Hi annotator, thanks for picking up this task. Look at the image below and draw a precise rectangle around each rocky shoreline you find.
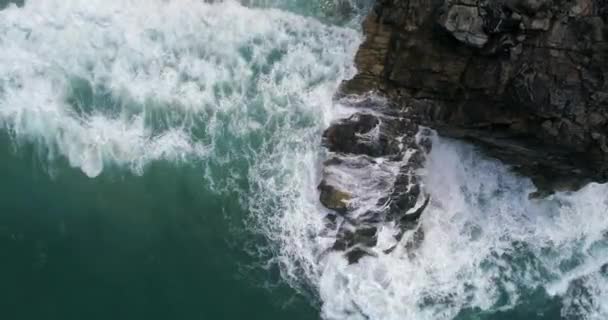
[320,0,608,262]
[344,0,608,192]
[318,97,432,263]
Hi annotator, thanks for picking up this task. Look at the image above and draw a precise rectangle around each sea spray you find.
[2,1,608,320]
[276,133,608,320]
[0,0,360,179]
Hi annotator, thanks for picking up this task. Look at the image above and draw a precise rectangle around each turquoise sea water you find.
[0,132,317,319]
[1,1,608,320]
[0,1,360,319]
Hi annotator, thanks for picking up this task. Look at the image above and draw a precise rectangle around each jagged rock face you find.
[342,0,608,193]
[318,99,432,263]
[438,3,489,48]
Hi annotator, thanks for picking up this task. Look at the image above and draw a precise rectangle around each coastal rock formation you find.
[341,0,608,193]
[319,0,607,261]
[318,99,432,263]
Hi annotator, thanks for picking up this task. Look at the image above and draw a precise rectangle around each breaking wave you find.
[258,130,608,320]
[0,0,360,178]
[1,1,607,320]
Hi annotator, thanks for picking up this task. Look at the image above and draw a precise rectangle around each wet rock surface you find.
[341,0,608,193]
[318,98,432,263]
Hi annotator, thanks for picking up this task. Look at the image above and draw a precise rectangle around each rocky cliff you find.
[319,0,607,262]
[341,0,608,194]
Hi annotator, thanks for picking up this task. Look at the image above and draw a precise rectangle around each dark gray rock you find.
[318,181,351,214]
[341,0,608,193]
[438,4,489,48]
[318,103,432,263]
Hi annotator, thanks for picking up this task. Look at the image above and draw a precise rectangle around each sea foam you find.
[3,1,608,320]
[0,0,359,178]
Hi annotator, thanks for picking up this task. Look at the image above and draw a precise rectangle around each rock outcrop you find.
[341,0,608,193]
[318,98,432,263]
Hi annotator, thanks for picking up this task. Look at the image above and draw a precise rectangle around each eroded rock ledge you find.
[341,0,608,193]
[318,98,432,263]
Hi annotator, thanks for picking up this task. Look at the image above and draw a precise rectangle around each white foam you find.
[0,0,360,177]
[265,129,608,319]
[5,1,607,319]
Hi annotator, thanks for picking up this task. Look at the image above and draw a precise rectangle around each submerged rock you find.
[318,181,352,213]
[322,112,411,158]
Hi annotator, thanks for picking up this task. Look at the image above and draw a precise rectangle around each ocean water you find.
[0,1,607,320]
